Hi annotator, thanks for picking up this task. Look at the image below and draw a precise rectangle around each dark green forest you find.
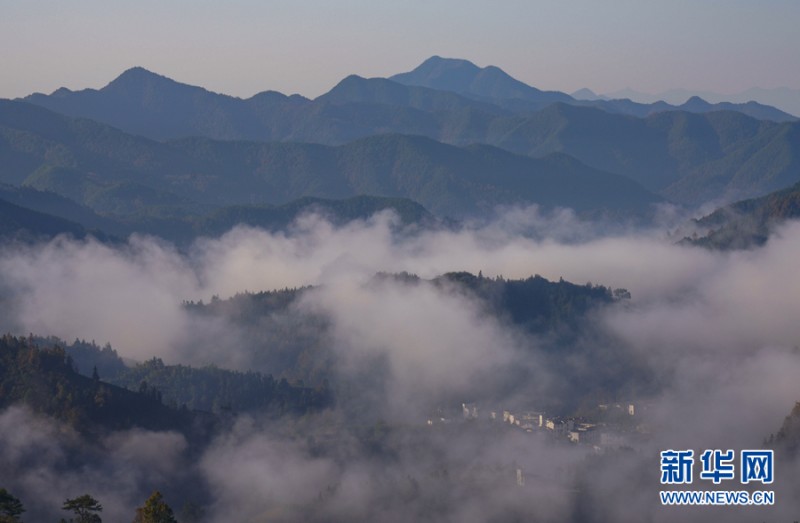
[13,271,636,424]
[685,179,800,249]
[0,335,328,433]
[0,335,195,434]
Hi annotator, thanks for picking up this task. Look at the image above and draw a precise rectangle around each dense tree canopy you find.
[132,492,176,523]
[0,489,24,523]
[61,494,102,523]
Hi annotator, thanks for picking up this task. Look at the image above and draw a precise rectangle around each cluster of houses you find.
[426,401,644,451]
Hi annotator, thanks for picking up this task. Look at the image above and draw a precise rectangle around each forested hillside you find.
[0,100,661,218]
[685,179,800,249]
[0,335,194,434]
[15,62,800,207]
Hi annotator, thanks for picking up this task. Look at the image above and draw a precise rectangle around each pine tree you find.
[62,494,102,523]
[133,491,177,523]
[0,488,25,523]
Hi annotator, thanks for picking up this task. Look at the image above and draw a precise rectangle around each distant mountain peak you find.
[571,88,604,101]
[247,89,297,104]
[397,56,488,84]
[417,55,481,69]
[422,55,474,65]
[319,74,375,101]
[339,74,368,83]
[104,66,176,91]
[390,56,572,104]
[682,95,711,107]
[323,74,371,92]
[121,65,152,75]
[51,87,74,97]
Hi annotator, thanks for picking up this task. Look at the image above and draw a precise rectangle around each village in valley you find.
[429,401,648,448]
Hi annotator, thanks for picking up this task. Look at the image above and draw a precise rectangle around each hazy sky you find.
[1,0,798,99]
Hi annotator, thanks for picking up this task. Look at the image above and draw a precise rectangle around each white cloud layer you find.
[1,208,799,520]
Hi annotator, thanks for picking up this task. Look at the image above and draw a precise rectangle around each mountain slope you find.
[491,104,800,203]
[771,401,800,457]
[0,100,662,217]
[126,195,437,244]
[25,67,270,141]
[15,68,800,207]
[22,62,795,148]
[604,86,800,119]
[390,55,573,105]
[0,182,435,245]
[0,196,90,241]
[673,96,792,122]
[0,335,195,433]
[169,133,664,216]
[317,74,507,114]
[685,179,800,249]
[0,183,126,234]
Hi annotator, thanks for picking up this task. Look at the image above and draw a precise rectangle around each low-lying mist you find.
[1,206,799,521]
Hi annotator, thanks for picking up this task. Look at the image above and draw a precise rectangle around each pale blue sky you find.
[1,0,798,99]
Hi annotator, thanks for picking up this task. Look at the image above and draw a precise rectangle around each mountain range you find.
[1,56,799,244]
[0,181,435,245]
[11,58,798,207]
[596,86,800,118]
[23,57,795,147]
[0,99,660,225]
[391,57,795,122]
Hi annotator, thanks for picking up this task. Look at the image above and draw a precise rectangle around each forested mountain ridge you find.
[3,335,332,427]
[771,401,800,457]
[0,100,661,218]
[2,270,632,432]
[389,56,796,122]
[0,335,196,434]
[12,65,800,207]
[25,66,278,141]
[0,196,91,242]
[24,58,794,149]
[178,272,643,413]
[380,270,626,334]
[0,183,127,235]
[0,181,435,244]
[493,103,800,204]
[683,179,800,249]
